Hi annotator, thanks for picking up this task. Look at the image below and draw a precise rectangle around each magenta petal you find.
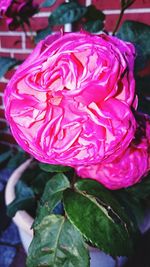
[4,32,138,174]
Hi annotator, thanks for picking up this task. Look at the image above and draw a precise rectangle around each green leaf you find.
[136,76,150,115]
[117,20,150,54]
[83,5,105,33]
[117,21,150,71]
[7,180,36,217]
[0,57,18,78]
[35,27,52,44]
[114,190,144,227]
[34,173,70,226]
[48,2,87,26]
[63,181,139,256]
[42,0,56,7]
[84,5,105,21]
[125,174,150,200]
[75,179,137,222]
[121,0,135,9]
[19,161,41,185]
[0,151,12,164]
[31,171,51,195]
[77,179,142,226]
[39,163,71,173]
[83,20,104,33]
[6,151,28,169]
[27,215,90,267]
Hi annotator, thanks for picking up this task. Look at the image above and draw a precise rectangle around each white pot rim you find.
[5,158,34,238]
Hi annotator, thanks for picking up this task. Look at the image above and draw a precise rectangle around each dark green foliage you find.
[0,57,19,78]
[34,173,70,226]
[35,27,52,43]
[84,5,105,21]
[7,180,36,218]
[39,163,71,173]
[63,179,140,257]
[117,20,150,72]
[48,2,87,25]
[27,215,90,267]
[0,151,12,164]
[83,20,104,33]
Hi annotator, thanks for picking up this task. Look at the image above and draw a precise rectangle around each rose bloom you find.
[0,0,38,30]
[5,32,137,166]
[76,113,150,190]
[0,0,12,15]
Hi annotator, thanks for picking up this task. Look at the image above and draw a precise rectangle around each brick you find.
[0,82,7,93]
[105,13,150,32]
[0,19,9,31]
[92,0,150,10]
[0,52,11,58]
[30,17,48,31]
[13,53,30,61]
[25,36,36,49]
[1,36,22,49]
[4,68,16,80]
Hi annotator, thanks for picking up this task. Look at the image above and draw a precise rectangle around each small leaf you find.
[27,215,90,267]
[42,0,56,7]
[35,26,52,43]
[63,183,139,256]
[7,180,36,217]
[34,173,70,226]
[31,171,51,195]
[39,163,71,173]
[84,5,105,21]
[121,0,126,8]
[117,20,150,72]
[83,20,104,33]
[0,57,19,78]
[48,2,87,25]
[0,151,12,164]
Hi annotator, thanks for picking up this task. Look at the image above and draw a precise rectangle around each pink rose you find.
[75,113,150,190]
[0,0,38,30]
[4,32,137,166]
[0,0,12,15]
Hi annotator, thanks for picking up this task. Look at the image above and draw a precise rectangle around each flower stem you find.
[112,9,124,36]
[112,0,135,35]
[71,171,78,189]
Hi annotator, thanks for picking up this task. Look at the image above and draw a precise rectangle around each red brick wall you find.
[0,0,150,148]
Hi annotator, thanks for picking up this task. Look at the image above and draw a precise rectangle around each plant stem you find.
[112,9,124,36]
[71,171,78,189]
[112,0,135,35]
